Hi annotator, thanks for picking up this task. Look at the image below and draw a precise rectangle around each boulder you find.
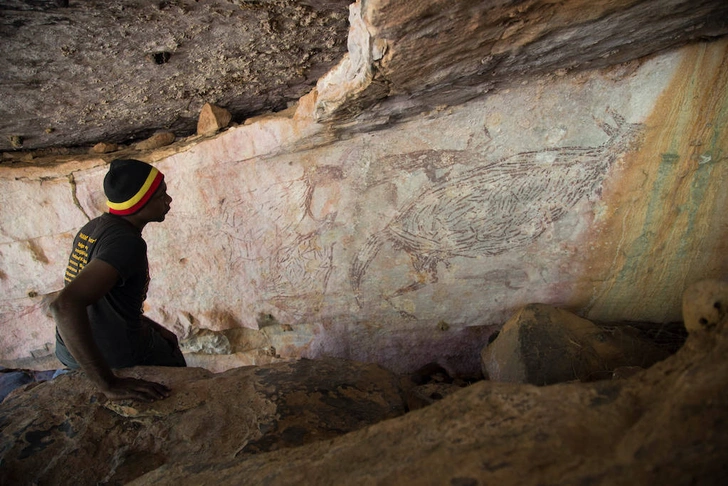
[129,294,728,486]
[134,131,176,150]
[0,357,406,485]
[90,142,119,154]
[481,304,671,385]
[197,103,232,136]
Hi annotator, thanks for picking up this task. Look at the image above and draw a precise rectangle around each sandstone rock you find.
[406,382,464,411]
[8,135,22,148]
[682,279,728,334]
[134,131,175,150]
[405,361,449,383]
[0,0,350,151]
[1,40,726,375]
[403,362,467,411]
[0,357,406,485]
[612,365,644,380]
[90,141,119,153]
[316,0,728,126]
[197,103,232,136]
[481,304,671,385]
[129,297,728,485]
[179,328,232,355]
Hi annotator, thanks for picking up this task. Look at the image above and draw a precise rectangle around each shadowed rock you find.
[0,357,406,485]
[129,293,728,485]
[481,304,673,385]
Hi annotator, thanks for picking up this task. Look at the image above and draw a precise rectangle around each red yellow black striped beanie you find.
[104,159,164,215]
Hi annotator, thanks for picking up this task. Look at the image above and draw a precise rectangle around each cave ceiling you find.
[1,0,727,157]
[0,0,352,153]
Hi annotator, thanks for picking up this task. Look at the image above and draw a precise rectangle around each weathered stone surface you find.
[1,38,726,375]
[90,142,119,154]
[134,131,176,150]
[315,0,728,126]
[611,365,644,380]
[7,135,22,149]
[481,304,671,385]
[0,0,351,151]
[126,297,728,485]
[3,1,727,151]
[682,279,728,334]
[402,361,471,411]
[406,382,464,411]
[0,357,406,485]
[197,103,232,136]
[179,328,232,355]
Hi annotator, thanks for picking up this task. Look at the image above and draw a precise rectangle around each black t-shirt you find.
[55,213,153,369]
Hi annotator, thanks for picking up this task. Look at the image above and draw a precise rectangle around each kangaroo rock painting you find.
[349,109,645,304]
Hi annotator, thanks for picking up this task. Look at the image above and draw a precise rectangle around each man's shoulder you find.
[81,214,145,253]
[84,213,141,238]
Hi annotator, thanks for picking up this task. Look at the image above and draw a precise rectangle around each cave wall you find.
[1,4,726,375]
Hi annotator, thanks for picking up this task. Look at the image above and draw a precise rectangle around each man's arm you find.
[50,258,170,402]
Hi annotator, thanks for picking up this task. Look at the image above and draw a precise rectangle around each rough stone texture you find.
[402,361,473,411]
[682,279,728,333]
[2,0,727,152]
[1,1,727,375]
[315,0,728,128]
[611,365,644,380]
[120,295,728,485]
[405,382,465,412]
[196,103,233,136]
[0,357,406,485]
[134,131,176,150]
[0,0,351,151]
[90,142,119,154]
[481,304,671,384]
[1,37,726,375]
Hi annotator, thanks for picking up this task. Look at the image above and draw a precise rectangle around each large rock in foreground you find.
[481,304,673,384]
[0,358,406,485]
[129,313,728,485]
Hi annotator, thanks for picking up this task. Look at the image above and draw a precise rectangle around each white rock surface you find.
[1,40,726,374]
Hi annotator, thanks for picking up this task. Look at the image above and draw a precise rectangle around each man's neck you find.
[123,214,147,231]
[108,213,145,232]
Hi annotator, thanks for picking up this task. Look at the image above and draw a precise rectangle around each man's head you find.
[104,159,171,223]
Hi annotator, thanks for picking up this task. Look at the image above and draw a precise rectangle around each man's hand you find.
[51,255,178,403]
[100,376,171,402]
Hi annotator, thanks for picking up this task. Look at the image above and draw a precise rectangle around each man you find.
[51,159,186,402]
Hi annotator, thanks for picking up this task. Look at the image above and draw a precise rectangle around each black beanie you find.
[104,159,164,215]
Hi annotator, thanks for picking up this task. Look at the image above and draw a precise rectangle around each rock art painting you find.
[216,165,343,322]
[350,109,645,304]
[358,129,491,190]
[362,147,465,189]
